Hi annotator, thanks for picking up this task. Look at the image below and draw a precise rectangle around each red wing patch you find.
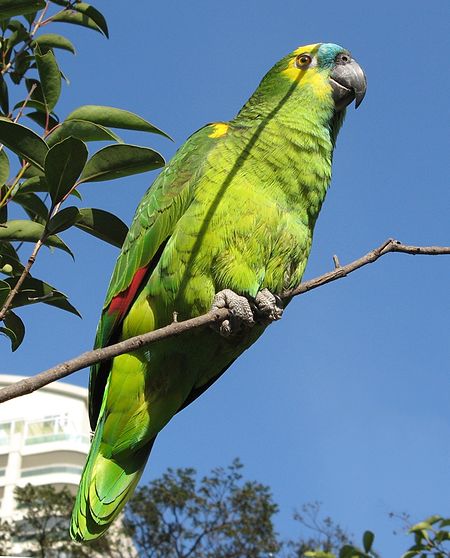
[107,266,149,319]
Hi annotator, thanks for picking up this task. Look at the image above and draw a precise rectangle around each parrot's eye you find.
[295,53,312,69]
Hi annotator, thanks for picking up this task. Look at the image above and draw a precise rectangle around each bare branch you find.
[0,239,448,404]
[283,239,450,298]
[0,239,44,321]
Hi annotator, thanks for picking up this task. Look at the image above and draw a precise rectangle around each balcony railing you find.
[21,465,83,478]
[24,433,89,446]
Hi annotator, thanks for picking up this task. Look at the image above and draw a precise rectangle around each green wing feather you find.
[88,125,220,429]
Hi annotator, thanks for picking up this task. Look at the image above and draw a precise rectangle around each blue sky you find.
[2,0,450,554]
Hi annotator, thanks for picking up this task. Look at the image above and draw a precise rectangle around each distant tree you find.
[0,517,13,555]
[13,484,126,558]
[286,501,353,557]
[123,459,280,558]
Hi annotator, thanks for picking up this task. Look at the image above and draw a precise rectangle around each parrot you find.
[70,42,366,541]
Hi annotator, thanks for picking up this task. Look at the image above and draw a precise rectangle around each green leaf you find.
[75,207,128,248]
[46,205,79,234]
[0,75,9,114]
[0,243,24,275]
[0,18,10,33]
[0,0,45,18]
[9,51,33,84]
[362,531,374,554]
[44,136,88,206]
[0,149,9,185]
[0,220,72,255]
[34,45,61,112]
[25,111,59,130]
[339,545,368,558]
[0,199,6,223]
[33,33,76,54]
[0,279,10,306]
[410,522,432,534]
[5,19,29,50]
[0,193,6,222]
[0,117,48,170]
[25,78,44,102]
[50,9,104,35]
[66,105,171,139]
[72,3,108,38]
[14,99,48,113]
[78,144,164,183]
[12,192,48,221]
[22,163,45,179]
[5,275,80,316]
[46,119,122,146]
[19,175,48,194]
[2,311,25,350]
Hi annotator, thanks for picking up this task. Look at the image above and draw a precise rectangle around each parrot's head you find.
[238,42,366,122]
[283,42,366,110]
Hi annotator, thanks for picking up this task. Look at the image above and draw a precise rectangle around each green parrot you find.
[70,42,366,541]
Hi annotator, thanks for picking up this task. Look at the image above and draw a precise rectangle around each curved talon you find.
[211,289,254,337]
[254,288,284,323]
[210,288,283,337]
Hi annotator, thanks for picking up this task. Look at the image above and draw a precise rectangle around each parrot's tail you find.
[70,432,155,542]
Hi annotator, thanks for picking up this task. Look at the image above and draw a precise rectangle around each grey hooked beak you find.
[330,58,367,110]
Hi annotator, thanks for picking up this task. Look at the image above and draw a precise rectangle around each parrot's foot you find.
[211,289,255,337]
[211,288,283,337]
[254,288,284,324]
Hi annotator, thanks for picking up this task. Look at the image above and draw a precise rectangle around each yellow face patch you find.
[282,43,331,100]
[208,122,229,138]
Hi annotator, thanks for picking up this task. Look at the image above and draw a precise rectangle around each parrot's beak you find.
[329,58,367,110]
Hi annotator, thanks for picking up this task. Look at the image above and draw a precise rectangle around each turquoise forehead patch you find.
[318,43,347,67]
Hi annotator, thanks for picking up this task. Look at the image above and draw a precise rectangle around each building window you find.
[0,422,11,445]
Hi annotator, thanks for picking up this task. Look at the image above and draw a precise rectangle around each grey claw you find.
[211,289,254,337]
[254,288,284,323]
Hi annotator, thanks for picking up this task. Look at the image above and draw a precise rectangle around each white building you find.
[0,374,90,520]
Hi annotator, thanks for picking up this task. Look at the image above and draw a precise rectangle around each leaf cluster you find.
[0,0,170,349]
[7,483,126,557]
[400,516,450,558]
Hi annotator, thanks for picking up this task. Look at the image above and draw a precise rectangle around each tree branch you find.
[283,238,450,298]
[0,238,44,321]
[0,239,448,404]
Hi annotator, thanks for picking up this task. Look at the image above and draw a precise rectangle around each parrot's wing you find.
[89,124,221,429]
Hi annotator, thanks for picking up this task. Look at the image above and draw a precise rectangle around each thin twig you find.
[0,239,448,404]
[0,196,66,319]
[0,239,44,321]
[13,83,37,123]
[283,239,450,298]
